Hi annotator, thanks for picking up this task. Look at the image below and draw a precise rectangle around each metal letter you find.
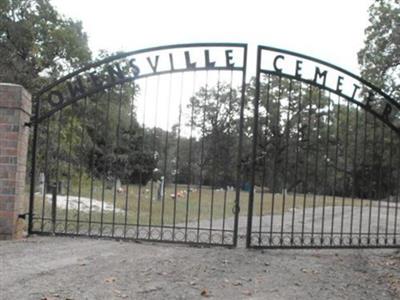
[107,63,125,82]
[273,55,284,73]
[129,58,141,77]
[67,75,86,98]
[382,103,392,121]
[295,60,303,78]
[313,67,327,86]
[147,55,160,73]
[48,90,64,107]
[351,83,361,99]
[225,49,235,68]
[204,50,216,68]
[184,51,196,69]
[336,76,344,93]
[169,53,175,71]
[365,90,375,108]
[89,71,104,88]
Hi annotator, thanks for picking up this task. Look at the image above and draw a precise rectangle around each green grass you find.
[32,177,239,229]
[253,192,370,216]
[31,173,373,234]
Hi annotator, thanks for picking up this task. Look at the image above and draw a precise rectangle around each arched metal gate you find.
[28,43,400,248]
[28,43,247,247]
[247,46,400,248]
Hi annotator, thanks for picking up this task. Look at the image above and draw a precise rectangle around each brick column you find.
[0,83,31,240]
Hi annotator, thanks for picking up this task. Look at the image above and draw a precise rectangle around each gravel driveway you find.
[1,235,400,300]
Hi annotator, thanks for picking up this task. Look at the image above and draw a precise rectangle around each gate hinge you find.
[18,213,30,220]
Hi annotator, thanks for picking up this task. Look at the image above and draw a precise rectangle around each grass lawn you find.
[31,174,372,234]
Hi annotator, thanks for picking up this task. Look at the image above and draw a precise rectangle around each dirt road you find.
[1,236,399,299]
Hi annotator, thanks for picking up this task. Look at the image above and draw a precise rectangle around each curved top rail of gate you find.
[32,42,247,123]
[256,45,400,134]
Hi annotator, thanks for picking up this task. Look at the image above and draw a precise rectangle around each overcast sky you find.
[52,0,371,75]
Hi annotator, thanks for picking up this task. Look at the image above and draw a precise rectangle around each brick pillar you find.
[0,83,31,240]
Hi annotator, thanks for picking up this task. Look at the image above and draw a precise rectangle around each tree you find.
[358,0,400,99]
[0,0,91,93]
[188,82,243,187]
[357,0,400,199]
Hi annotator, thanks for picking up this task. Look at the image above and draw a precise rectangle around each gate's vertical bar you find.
[40,119,50,232]
[196,71,209,243]
[259,74,271,244]
[161,74,173,241]
[246,46,260,248]
[258,74,271,244]
[173,73,184,241]
[394,143,400,244]
[222,70,234,245]
[112,85,124,237]
[53,110,63,232]
[209,71,222,244]
[124,83,136,238]
[359,111,369,244]
[339,99,350,245]
[76,97,88,234]
[64,105,76,233]
[100,90,112,236]
[301,85,313,245]
[311,89,322,245]
[280,79,293,245]
[259,159,267,244]
[270,77,282,245]
[367,117,377,244]
[376,123,385,244]
[349,105,359,244]
[88,98,99,235]
[385,129,393,244]
[321,92,332,244]
[137,78,148,239]
[330,94,340,245]
[149,77,160,239]
[233,45,247,247]
[291,83,303,244]
[51,184,57,234]
[28,98,41,234]
[184,72,196,242]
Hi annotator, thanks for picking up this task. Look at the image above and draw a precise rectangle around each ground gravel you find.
[1,236,400,299]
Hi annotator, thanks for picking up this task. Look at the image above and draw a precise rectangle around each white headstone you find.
[158,176,164,201]
[39,172,45,195]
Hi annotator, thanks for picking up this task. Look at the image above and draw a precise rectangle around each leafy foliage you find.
[0,0,91,92]
[358,0,400,99]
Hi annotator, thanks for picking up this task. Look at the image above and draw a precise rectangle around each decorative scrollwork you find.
[222,233,233,245]
[114,226,125,238]
[161,229,172,240]
[174,230,185,242]
[42,220,52,232]
[199,232,210,244]
[66,222,77,234]
[150,228,161,240]
[89,224,101,236]
[125,228,136,239]
[186,230,197,243]
[101,225,112,236]
[211,233,222,244]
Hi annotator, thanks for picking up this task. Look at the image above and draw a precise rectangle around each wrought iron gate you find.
[246,45,400,248]
[28,43,247,247]
[28,43,400,248]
